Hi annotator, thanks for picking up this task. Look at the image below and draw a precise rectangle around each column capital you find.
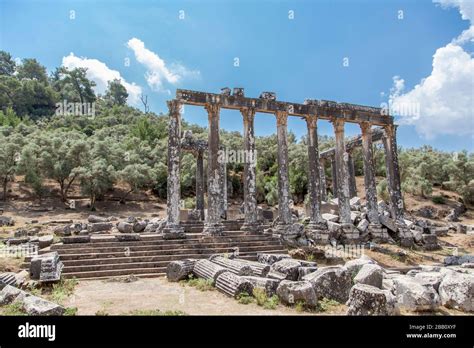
[275,110,288,126]
[167,100,182,115]
[331,118,345,133]
[205,102,221,116]
[383,123,397,138]
[240,107,256,123]
[305,115,318,130]
[359,121,372,134]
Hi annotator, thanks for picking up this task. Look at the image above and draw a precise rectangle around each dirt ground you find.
[62,277,346,316]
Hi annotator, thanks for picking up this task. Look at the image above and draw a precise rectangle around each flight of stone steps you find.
[24,220,288,280]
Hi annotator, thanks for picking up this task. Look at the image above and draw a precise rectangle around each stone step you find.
[60,251,286,279]
[45,239,281,256]
[58,246,287,266]
[50,234,274,250]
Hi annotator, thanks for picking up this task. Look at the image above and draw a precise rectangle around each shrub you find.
[431,195,446,204]
[236,292,254,305]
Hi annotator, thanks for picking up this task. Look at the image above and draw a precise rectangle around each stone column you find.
[305,116,327,242]
[319,158,327,202]
[382,124,404,222]
[240,108,260,232]
[360,122,387,241]
[165,100,185,239]
[219,151,227,219]
[196,150,205,221]
[331,156,338,198]
[332,118,357,241]
[203,102,224,235]
[274,110,292,233]
[347,151,357,198]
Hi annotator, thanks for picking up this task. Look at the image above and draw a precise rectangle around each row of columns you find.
[165,99,404,242]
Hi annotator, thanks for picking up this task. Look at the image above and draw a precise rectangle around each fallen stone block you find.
[237,259,270,277]
[276,280,318,307]
[22,295,65,316]
[115,234,141,242]
[379,215,397,233]
[413,272,445,292]
[209,256,253,276]
[241,276,280,296]
[392,276,440,311]
[302,266,352,303]
[0,216,15,227]
[256,253,290,265]
[344,256,375,278]
[88,215,108,223]
[0,272,18,290]
[322,213,339,222]
[117,222,134,233]
[357,219,370,233]
[193,259,228,282]
[166,259,197,282]
[38,235,54,249]
[133,221,147,233]
[444,254,474,266]
[422,234,440,250]
[215,272,253,298]
[0,285,26,305]
[267,259,301,281]
[298,267,318,280]
[354,264,384,289]
[346,283,398,315]
[438,271,474,312]
[87,222,113,233]
[30,252,63,282]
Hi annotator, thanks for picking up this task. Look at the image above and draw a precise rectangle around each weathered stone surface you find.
[237,259,270,277]
[0,272,18,290]
[302,266,352,303]
[193,259,228,282]
[22,295,65,316]
[0,216,14,227]
[357,219,370,233]
[257,253,290,265]
[276,280,318,307]
[298,267,318,280]
[133,221,147,233]
[215,272,253,298]
[209,256,253,276]
[413,272,444,291]
[322,213,339,222]
[115,234,141,242]
[346,284,398,315]
[166,259,197,282]
[241,276,280,296]
[422,234,440,250]
[62,235,90,244]
[392,276,440,311]
[267,259,301,281]
[344,257,375,278]
[88,215,108,223]
[438,271,474,312]
[30,252,63,283]
[354,264,384,289]
[38,235,54,249]
[0,285,25,305]
[117,222,133,233]
[444,254,474,266]
[379,215,397,233]
[87,222,113,233]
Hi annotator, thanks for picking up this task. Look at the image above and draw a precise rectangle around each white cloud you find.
[61,53,142,105]
[126,37,200,93]
[389,0,474,138]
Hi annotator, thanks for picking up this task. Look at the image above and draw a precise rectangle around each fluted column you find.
[331,156,338,198]
[196,150,205,221]
[203,102,224,235]
[165,100,185,239]
[305,116,324,221]
[382,124,404,222]
[360,122,379,224]
[347,151,357,198]
[319,158,327,202]
[332,119,352,224]
[275,110,292,232]
[219,150,227,219]
[240,108,260,232]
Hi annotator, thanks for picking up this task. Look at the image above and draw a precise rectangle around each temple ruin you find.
[165,88,406,245]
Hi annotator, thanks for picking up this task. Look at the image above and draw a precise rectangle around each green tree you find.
[0,134,23,201]
[118,163,154,203]
[104,79,128,106]
[0,51,16,76]
[17,58,48,83]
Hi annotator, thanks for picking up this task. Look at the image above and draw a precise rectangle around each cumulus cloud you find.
[389,0,474,138]
[126,38,200,93]
[62,53,142,105]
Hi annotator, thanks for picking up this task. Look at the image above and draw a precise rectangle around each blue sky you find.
[1,0,472,151]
